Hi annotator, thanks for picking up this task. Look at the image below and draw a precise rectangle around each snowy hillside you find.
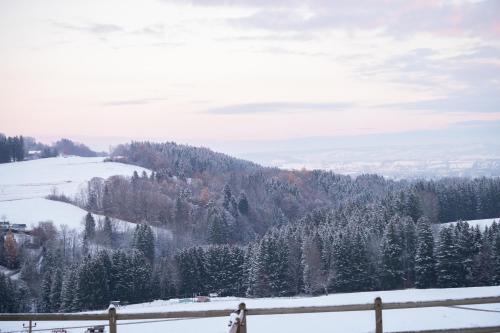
[441,217,499,230]
[0,156,150,230]
[0,156,149,201]
[2,286,500,333]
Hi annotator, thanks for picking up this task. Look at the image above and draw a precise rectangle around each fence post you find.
[375,297,383,333]
[109,306,117,333]
[238,302,247,333]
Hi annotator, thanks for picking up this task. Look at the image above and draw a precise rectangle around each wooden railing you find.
[1,296,500,333]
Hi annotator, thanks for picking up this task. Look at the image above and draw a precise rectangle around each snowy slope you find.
[0,156,150,230]
[0,197,138,231]
[0,156,149,201]
[2,286,500,333]
[441,217,499,230]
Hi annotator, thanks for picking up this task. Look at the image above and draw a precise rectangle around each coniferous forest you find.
[1,141,500,312]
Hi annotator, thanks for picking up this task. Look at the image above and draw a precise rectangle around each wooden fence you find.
[1,295,500,333]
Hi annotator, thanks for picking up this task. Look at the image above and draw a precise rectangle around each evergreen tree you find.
[84,212,96,240]
[454,221,474,286]
[133,224,155,262]
[40,271,53,312]
[472,236,494,286]
[381,219,404,289]
[103,216,114,247]
[207,206,230,244]
[436,226,461,288]
[237,191,249,215]
[414,217,436,288]
[0,273,16,312]
[50,268,63,312]
[400,217,417,287]
[253,231,291,296]
[493,233,500,284]
[60,268,77,312]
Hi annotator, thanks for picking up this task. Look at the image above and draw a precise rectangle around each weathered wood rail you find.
[1,295,500,333]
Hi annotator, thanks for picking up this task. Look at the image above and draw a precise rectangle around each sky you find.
[0,0,499,152]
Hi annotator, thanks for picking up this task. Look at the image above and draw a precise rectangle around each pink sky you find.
[1,0,499,147]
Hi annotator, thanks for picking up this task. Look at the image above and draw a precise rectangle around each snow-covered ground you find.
[0,156,149,230]
[0,197,139,232]
[441,217,499,230]
[2,286,500,333]
[0,156,149,201]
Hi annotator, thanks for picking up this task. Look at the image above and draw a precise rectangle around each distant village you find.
[0,219,27,232]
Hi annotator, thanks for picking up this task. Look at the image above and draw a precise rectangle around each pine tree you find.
[381,219,404,289]
[493,233,500,284]
[133,224,155,262]
[414,217,436,288]
[103,216,114,247]
[454,221,474,286]
[0,273,16,312]
[50,268,63,312]
[436,226,461,288]
[60,268,77,312]
[255,231,291,296]
[237,192,249,215]
[472,236,494,286]
[400,217,417,287]
[40,271,53,312]
[207,207,230,244]
[84,212,96,240]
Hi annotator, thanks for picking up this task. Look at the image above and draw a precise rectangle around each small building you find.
[196,296,210,303]
[11,223,27,231]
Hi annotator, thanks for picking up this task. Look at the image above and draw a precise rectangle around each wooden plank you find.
[381,296,500,310]
[246,303,375,316]
[375,297,383,333]
[1,295,499,323]
[117,309,232,320]
[388,325,500,333]
[0,313,108,321]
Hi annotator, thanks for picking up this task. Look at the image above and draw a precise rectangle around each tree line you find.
[3,213,500,312]
[0,134,24,163]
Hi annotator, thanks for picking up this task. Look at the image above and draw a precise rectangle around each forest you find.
[1,141,500,312]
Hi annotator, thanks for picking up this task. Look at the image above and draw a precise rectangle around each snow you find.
[441,217,499,230]
[0,156,150,201]
[0,197,141,232]
[2,286,500,333]
[0,156,150,231]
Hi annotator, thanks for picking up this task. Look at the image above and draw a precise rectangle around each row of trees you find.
[3,212,500,312]
[39,250,153,312]
[0,134,24,163]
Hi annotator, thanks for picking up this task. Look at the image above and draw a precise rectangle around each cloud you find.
[210,0,500,39]
[205,102,353,114]
[100,98,167,107]
[51,21,124,35]
[380,88,500,113]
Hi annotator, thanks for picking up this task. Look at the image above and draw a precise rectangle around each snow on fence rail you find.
[1,296,500,333]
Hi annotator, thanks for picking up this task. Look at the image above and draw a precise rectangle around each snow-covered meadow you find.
[2,286,500,333]
[0,156,149,230]
[441,217,499,231]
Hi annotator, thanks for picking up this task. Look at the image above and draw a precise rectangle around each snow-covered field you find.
[2,286,500,333]
[441,217,499,230]
[0,156,149,230]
